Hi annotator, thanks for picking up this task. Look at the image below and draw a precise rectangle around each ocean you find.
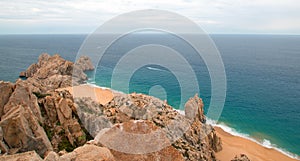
[0,34,299,159]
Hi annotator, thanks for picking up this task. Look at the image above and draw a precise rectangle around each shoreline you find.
[61,84,299,161]
[214,127,299,161]
[207,120,300,161]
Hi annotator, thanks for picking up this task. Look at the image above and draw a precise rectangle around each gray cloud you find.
[0,0,299,34]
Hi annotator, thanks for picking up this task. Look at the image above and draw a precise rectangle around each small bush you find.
[33,92,51,98]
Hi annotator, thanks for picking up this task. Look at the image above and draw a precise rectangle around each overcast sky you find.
[0,0,299,34]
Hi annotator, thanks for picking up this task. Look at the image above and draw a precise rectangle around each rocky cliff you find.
[0,53,92,157]
[0,53,225,161]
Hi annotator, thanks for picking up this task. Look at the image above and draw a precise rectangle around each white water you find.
[205,118,300,160]
[146,66,165,72]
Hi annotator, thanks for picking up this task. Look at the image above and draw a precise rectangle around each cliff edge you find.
[0,53,226,161]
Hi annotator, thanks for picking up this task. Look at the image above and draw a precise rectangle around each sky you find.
[0,0,299,34]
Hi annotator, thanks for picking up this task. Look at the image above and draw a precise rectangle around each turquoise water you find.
[0,34,299,158]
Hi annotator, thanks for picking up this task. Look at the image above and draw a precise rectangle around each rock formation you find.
[75,92,222,161]
[19,53,94,90]
[0,79,52,156]
[231,154,251,161]
[75,56,95,71]
[0,54,94,157]
[0,53,223,161]
[38,90,88,152]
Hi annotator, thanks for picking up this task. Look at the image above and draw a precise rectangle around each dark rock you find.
[231,154,251,161]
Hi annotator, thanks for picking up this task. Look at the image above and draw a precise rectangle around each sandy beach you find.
[57,84,115,105]
[58,84,299,161]
[215,127,299,161]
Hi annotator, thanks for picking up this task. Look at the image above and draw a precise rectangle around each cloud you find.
[0,0,299,34]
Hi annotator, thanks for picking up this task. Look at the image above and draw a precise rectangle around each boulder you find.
[0,151,42,161]
[95,120,184,161]
[43,151,60,161]
[59,144,115,161]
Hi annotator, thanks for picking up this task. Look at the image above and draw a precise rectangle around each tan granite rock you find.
[75,56,95,71]
[0,151,43,161]
[0,80,52,156]
[44,151,60,161]
[39,90,87,152]
[80,93,221,161]
[59,144,115,161]
[0,104,53,156]
[96,120,184,161]
[0,81,14,118]
[19,53,94,90]
[184,93,205,123]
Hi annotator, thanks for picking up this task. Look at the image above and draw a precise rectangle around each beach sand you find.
[58,85,299,161]
[215,127,299,161]
[57,84,114,105]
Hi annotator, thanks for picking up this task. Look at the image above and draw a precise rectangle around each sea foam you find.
[206,118,300,160]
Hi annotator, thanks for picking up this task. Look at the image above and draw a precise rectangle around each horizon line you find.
[1,33,300,36]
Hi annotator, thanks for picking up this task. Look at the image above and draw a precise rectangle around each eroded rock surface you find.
[75,92,222,161]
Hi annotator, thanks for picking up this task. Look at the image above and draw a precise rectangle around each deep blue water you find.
[0,34,299,158]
